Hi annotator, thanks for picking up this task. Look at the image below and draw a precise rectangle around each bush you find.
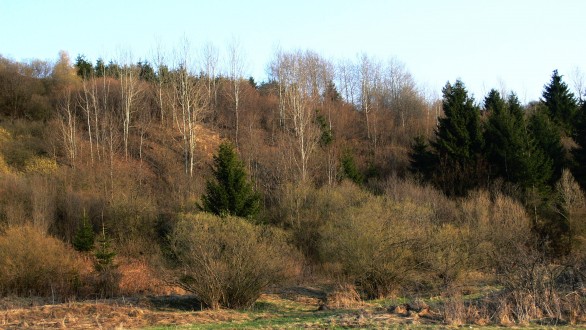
[0,225,80,298]
[319,192,425,298]
[169,213,298,309]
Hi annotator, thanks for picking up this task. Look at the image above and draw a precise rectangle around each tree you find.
[408,135,435,182]
[73,212,95,252]
[269,49,329,182]
[571,101,586,189]
[227,38,246,146]
[431,80,483,195]
[542,70,578,134]
[483,91,552,190]
[340,150,363,185]
[170,38,207,177]
[528,107,565,184]
[200,142,260,218]
[75,54,94,79]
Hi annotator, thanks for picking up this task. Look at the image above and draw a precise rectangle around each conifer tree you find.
[572,102,586,189]
[200,142,261,218]
[73,212,95,252]
[431,80,483,195]
[528,107,566,184]
[483,91,552,190]
[340,151,364,185]
[408,135,435,182]
[542,70,578,133]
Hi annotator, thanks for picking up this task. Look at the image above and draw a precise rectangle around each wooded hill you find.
[0,48,585,325]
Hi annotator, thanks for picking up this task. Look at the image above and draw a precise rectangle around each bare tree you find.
[226,38,247,146]
[152,41,168,125]
[117,51,142,160]
[57,88,77,166]
[200,41,220,124]
[571,67,585,103]
[270,50,331,182]
[337,58,358,105]
[170,39,207,177]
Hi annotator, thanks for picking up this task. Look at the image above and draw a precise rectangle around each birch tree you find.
[226,38,246,146]
[117,52,142,160]
[170,40,207,177]
[270,50,331,182]
[200,42,220,123]
[57,88,77,166]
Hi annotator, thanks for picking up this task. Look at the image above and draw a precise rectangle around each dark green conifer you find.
[542,70,578,133]
[571,102,586,189]
[200,142,261,218]
[431,80,483,195]
[528,107,566,184]
[483,91,552,191]
[73,212,95,252]
[340,151,364,185]
[408,135,435,182]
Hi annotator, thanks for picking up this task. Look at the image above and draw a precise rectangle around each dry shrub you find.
[275,181,372,261]
[319,191,423,299]
[326,283,362,308]
[0,225,80,299]
[169,213,299,309]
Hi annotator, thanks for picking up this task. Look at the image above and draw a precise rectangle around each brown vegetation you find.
[0,49,584,328]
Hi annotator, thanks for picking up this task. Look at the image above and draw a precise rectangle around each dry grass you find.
[0,299,247,329]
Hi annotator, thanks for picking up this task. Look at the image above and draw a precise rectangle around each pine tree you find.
[200,142,261,218]
[542,70,578,134]
[73,212,95,252]
[432,80,483,195]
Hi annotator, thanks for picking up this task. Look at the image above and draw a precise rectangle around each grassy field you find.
[1,286,584,329]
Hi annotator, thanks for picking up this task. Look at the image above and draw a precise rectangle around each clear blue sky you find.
[1,0,585,103]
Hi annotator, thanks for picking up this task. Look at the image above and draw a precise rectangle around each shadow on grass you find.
[147,295,204,311]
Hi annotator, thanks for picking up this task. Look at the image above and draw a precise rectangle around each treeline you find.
[410,72,586,256]
[0,45,585,325]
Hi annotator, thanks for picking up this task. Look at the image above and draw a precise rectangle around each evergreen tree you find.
[73,212,95,252]
[75,54,94,79]
[542,70,578,133]
[340,151,364,185]
[483,91,552,190]
[94,224,116,272]
[200,142,261,218]
[571,102,586,189]
[528,107,566,184]
[408,135,436,182]
[432,80,483,195]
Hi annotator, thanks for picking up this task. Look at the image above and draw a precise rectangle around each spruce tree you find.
[432,80,483,195]
[73,212,95,252]
[528,107,566,184]
[542,70,578,134]
[483,91,552,190]
[572,102,586,189]
[200,142,261,218]
[340,151,364,185]
[408,135,436,182]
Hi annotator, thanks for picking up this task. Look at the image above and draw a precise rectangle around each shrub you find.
[169,213,297,309]
[0,225,80,298]
[319,193,423,298]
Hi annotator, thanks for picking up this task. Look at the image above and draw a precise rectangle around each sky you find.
[1,0,585,103]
